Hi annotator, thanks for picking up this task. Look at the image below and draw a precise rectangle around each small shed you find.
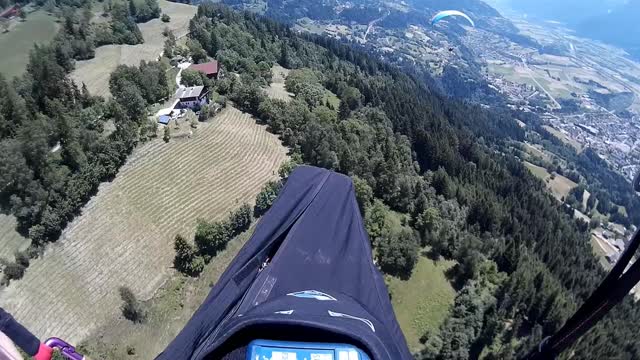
[158,115,171,125]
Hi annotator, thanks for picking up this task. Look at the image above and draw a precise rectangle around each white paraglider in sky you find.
[431,10,476,27]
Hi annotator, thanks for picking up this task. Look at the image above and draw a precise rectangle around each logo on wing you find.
[287,290,337,301]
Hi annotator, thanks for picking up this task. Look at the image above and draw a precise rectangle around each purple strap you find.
[45,338,85,360]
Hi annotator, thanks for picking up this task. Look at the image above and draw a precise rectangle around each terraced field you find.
[0,107,287,343]
[0,214,29,261]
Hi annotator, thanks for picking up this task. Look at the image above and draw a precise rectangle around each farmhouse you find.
[176,86,208,109]
[188,61,220,79]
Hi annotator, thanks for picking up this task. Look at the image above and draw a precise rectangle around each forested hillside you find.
[183,4,640,359]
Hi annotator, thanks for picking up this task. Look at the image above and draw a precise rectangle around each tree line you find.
[173,167,291,276]
[182,4,640,359]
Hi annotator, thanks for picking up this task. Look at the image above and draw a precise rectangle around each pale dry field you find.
[70,0,196,97]
[0,107,287,343]
[264,65,293,101]
[0,214,30,261]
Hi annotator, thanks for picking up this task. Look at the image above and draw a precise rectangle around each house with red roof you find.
[0,5,19,19]
[188,60,220,80]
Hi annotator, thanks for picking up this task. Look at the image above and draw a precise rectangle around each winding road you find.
[363,11,389,42]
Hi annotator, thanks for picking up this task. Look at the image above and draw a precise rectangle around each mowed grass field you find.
[264,65,340,108]
[0,107,288,343]
[71,0,196,96]
[264,65,293,101]
[0,11,59,79]
[0,214,30,261]
[524,161,577,201]
[388,255,456,352]
[83,224,256,359]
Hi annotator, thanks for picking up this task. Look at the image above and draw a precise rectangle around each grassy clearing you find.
[0,11,59,79]
[264,65,293,101]
[547,174,577,201]
[583,190,591,210]
[0,214,30,261]
[0,107,287,343]
[523,143,552,162]
[71,0,196,96]
[81,224,255,359]
[523,161,577,201]
[590,235,613,270]
[524,161,550,180]
[543,125,582,152]
[323,89,341,109]
[388,254,456,353]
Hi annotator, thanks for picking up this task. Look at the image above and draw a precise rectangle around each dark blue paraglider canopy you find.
[156,166,412,360]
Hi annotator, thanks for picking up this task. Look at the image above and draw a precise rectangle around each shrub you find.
[377,228,419,279]
[174,234,204,276]
[180,69,204,87]
[14,251,30,268]
[278,153,302,179]
[194,219,232,257]
[161,13,170,22]
[254,181,282,217]
[119,287,147,323]
[126,345,136,355]
[163,126,170,142]
[229,204,252,235]
[2,262,26,283]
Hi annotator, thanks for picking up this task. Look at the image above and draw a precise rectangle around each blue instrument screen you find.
[247,339,370,360]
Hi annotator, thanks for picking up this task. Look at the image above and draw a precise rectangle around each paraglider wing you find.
[431,10,475,27]
[156,166,413,360]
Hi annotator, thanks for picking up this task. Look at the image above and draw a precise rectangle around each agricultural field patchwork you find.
[71,0,196,97]
[0,107,287,343]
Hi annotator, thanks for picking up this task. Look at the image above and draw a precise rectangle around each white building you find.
[176,86,209,109]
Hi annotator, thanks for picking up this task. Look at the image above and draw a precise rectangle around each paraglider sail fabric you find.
[156,166,412,360]
[431,10,475,27]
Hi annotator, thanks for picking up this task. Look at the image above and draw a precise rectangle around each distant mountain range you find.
[577,1,640,58]
[493,0,627,24]
[222,0,505,25]
[490,0,640,59]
